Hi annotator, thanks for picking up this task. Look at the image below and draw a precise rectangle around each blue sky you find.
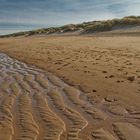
[0,0,140,35]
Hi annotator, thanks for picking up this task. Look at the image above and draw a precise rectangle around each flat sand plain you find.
[0,35,140,140]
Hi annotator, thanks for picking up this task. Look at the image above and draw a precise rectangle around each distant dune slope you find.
[1,16,140,37]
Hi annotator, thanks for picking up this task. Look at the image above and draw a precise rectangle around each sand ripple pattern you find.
[0,53,140,140]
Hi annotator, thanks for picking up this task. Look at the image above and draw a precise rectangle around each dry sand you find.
[0,35,140,140]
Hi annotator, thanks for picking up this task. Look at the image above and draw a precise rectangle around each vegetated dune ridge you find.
[0,52,140,140]
[0,16,140,37]
[0,35,140,139]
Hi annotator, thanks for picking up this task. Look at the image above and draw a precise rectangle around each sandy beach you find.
[0,35,140,139]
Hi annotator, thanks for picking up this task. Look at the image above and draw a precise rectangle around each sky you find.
[0,0,140,35]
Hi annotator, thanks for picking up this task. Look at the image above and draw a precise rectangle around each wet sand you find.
[0,36,140,139]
